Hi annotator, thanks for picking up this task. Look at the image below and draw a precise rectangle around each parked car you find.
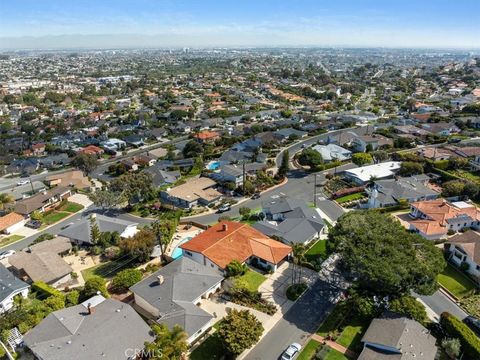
[0,250,16,260]
[25,220,42,229]
[217,204,231,213]
[281,343,301,360]
[251,192,261,200]
[464,316,480,336]
[17,179,31,186]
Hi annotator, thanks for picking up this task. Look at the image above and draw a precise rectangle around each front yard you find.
[42,211,71,225]
[298,339,322,360]
[317,301,370,353]
[58,201,84,213]
[0,234,25,248]
[234,269,267,292]
[437,263,477,299]
[305,240,329,263]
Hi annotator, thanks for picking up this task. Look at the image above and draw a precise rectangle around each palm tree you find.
[0,193,14,211]
[292,244,307,285]
[150,218,175,262]
[144,323,188,360]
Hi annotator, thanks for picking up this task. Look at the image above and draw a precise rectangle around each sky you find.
[0,0,479,49]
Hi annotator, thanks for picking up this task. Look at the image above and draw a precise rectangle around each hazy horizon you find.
[0,0,479,50]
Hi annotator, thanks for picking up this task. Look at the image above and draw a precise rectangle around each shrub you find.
[286,283,307,301]
[81,275,109,300]
[225,260,247,277]
[440,312,480,359]
[112,268,143,292]
[65,290,80,306]
[31,281,64,299]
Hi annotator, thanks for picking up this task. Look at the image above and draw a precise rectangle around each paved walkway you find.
[311,334,357,359]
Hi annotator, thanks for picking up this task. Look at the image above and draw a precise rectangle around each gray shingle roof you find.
[59,215,137,245]
[373,176,438,205]
[130,257,223,337]
[0,263,29,303]
[23,296,154,360]
[359,314,437,360]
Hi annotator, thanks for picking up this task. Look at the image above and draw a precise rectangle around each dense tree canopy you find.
[398,161,424,176]
[72,153,98,175]
[110,172,154,205]
[144,323,188,360]
[351,152,373,166]
[182,140,203,158]
[118,228,155,262]
[298,148,323,169]
[329,210,445,296]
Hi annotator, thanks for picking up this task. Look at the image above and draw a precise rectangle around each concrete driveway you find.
[259,262,320,315]
[200,297,271,326]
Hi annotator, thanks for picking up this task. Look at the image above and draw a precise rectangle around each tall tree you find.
[144,323,188,360]
[89,189,123,209]
[217,309,264,357]
[72,153,98,175]
[150,218,177,261]
[118,228,155,262]
[0,193,14,210]
[182,140,203,158]
[351,153,373,166]
[278,150,289,178]
[110,172,154,206]
[329,210,445,296]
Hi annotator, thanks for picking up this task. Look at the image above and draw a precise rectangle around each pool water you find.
[171,237,192,259]
[207,161,221,170]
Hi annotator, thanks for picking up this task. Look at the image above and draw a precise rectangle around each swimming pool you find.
[206,161,221,171]
[171,237,192,259]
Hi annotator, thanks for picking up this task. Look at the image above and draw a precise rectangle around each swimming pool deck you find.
[167,225,204,257]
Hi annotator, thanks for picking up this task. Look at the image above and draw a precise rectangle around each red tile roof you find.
[180,221,292,269]
[193,131,220,140]
[0,212,24,232]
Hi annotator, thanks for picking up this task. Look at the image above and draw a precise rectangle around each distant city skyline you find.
[0,0,479,49]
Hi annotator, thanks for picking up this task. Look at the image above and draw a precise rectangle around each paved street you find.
[246,267,348,360]
[416,290,468,320]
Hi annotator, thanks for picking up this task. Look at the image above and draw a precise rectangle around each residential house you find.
[130,257,223,344]
[193,130,221,144]
[274,128,308,141]
[352,135,393,152]
[0,264,29,314]
[45,170,92,190]
[161,177,222,209]
[6,158,39,175]
[100,138,126,152]
[312,144,352,162]
[343,162,401,185]
[359,313,437,360]
[215,164,244,186]
[421,122,460,136]
[79,145,104,157]
[445,230,480,282]
[143,164,181,188]
[60,214,138,246]
[407,200,480,240]
[366,175,439,208]
[134,154,156,167]
[150,127,169,140]
[123,134,146,147]
[30,143,46,156]
[2,181,46,201]
[8,236,73,288]
[253,197,325,245]
[0,212,26,234]
[23,295,154,360]
[180,221,292,273]
[471,155,480,171]
[121,158,139,172]
[417,147,457,161]
[38,153,71,169]
[14,186,72,216]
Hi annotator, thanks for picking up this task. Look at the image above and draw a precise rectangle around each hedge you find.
[440,312,480,359]
[31,281,65,299]
[431,167,464,182]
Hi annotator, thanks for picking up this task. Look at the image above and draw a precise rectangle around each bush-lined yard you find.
[81,257,138,281]
[437,263,476,299]
[42,211,71,225]
[58,201,84,213]
[234,270,266,292]
[335,192,365,204]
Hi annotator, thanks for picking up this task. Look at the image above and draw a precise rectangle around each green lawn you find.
[452,169,480,184]
[437,263,476,299]
[42,211,71,225]
[305,240,329,263]
[234,270,266,292]
[298,339,321,360]
[335,192,365,204]
[0,234,25,248]
[58,201,84,213]
[190,334,224,360]
[317,345,348,360]
[81,257,137,281]
[317,301,370,352]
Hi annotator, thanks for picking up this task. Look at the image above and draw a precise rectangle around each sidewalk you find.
[311,334,357,359]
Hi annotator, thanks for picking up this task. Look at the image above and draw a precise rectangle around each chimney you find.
[222,223,228,232]
[87,303,95,315]
[157,275,164,284]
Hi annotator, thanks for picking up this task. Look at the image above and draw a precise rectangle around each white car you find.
[281,343,301,360]
[0,250,16,260]
[17,180,31,186]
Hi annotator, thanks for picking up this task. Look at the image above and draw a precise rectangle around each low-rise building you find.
[45,170,92,190]
[180,221,292,273]
[131,257,223,344]
[23,295,154,360]
[445,230,480,282]
[312,144,352,162]
[0,212,26,234]
[359,313,437,360]
[0,264,29,314]
[343,161,401,185]
[407,200,480,240]
[14,186,72,216]
[161,177,222,209]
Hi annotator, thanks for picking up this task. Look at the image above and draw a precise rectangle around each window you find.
[185,251,193,257]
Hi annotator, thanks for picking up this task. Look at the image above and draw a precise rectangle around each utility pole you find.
[314,174,317,207]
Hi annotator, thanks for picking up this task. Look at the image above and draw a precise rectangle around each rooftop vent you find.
[223,223,228,232]
[157,275,164,284]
